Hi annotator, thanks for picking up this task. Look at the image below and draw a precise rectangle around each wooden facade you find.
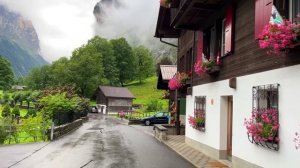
[95,86,135,113]
[168,0,300,88]
[155,0,300,167]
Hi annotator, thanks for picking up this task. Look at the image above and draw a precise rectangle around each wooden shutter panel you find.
[196,31,203,61]
[255,0,273,39]
[225,5,234,55]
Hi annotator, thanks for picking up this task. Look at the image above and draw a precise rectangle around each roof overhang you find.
[155,6,180,38]
[170,0,229,30]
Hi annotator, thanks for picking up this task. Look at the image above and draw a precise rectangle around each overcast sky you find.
[0,0,159,62]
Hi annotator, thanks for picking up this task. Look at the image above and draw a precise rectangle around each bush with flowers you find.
[188,115,205,129]
[194,56,220,77]
[258,20,297,55]
[168,72,191,90]
[118,111,126,119]
[244,108,280,143]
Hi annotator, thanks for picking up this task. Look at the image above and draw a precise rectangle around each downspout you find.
[158,37,179,134]
[160,37,178,48]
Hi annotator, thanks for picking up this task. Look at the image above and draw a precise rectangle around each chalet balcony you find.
[170,0,225,30]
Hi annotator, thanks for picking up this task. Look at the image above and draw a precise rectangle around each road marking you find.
[8,142,51,168]
[80,160,93,168]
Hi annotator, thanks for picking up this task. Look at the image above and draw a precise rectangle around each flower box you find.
[207,65,220,75]
[244,108,280,151]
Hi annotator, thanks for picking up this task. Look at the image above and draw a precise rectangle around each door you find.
[227,96,233,160]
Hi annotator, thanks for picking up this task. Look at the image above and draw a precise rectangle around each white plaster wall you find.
[186,64,300,168]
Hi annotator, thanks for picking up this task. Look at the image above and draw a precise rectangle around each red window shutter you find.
[255,0,273,39]
[225,5,234,55]
[196,31,203,61]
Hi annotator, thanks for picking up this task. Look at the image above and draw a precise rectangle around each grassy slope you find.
[126,76,168,111]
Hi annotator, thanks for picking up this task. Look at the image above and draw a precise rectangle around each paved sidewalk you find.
[162,135,230,168]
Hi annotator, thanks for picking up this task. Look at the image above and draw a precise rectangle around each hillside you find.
[126,76,168,110]
[0,5,48,77]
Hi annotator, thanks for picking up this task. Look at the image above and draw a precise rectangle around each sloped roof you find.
[160,65,177,80]
[98,86,135,99]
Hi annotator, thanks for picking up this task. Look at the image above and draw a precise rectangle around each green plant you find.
[195,117,205,126]
[18,113,49,142]
[0,118,9,144]
[12,106,20,117]
[2,104,11,117]
[25,108,37,118]
[146,99,163,112]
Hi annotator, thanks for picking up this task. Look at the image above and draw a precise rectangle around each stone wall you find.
[48,118,83,140]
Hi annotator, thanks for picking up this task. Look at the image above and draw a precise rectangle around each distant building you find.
[157,65,177,90]
[95,86,135,114]
[11,85,26,91]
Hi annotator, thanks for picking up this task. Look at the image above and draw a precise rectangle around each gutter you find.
[160,38,178,48]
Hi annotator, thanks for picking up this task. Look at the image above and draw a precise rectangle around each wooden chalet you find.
[155,0,300,167]
[157,65,187,125]
[95,86,135,114]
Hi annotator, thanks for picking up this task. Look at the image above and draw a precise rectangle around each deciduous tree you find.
[133,46,154,83]
[0,56,14,90]
[111,38,136,86]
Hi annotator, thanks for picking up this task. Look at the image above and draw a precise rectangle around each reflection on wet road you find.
[11,114,194,168]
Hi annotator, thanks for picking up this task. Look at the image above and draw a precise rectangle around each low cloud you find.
[0,0,162,62]
[0,0,99,62]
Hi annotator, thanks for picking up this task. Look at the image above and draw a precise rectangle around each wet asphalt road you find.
[8,114,194,168]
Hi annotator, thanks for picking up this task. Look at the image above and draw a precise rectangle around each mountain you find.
[93,0,177,63]
[0,5,48,77]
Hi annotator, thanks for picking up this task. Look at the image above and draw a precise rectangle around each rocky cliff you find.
[0,5,48,77]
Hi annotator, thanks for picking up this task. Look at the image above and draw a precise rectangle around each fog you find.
[0,0,174,62]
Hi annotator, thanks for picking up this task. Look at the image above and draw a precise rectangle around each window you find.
[249,83,280,151]
[194,96,206,131]
[202,5,233,58]
[291,0,300,20]
[255,0,300,38]
[273,0,300,20]
[155,112,164,117]
[253,84,279,111]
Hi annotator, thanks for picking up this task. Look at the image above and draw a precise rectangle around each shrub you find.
[40,92,85,125]
[0,117,12,144]
[18,113,49,142]
[146,99,163,112]
[2,104,11,117]
[12,106,20,117]
[26,108,37,118]
[74,98,90,118]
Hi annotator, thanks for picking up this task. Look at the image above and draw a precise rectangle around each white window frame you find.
[289,0,300,21]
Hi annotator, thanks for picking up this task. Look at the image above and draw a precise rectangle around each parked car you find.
[142,111,169,126]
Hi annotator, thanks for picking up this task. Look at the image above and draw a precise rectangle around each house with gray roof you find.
[157,65,177,90]
[95,86,135,114]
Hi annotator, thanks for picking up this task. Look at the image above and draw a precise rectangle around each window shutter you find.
[196,31,203,61]
[225,5,234,55]
[255,0,273,39]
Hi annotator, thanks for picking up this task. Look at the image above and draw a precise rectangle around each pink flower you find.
[168,76,181,90]
[244,108,279,143]
[258,20,297,55]
[294,129,300,150]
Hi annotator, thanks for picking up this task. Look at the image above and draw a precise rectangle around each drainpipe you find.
[160,38,178,48]
[158,37,180,134]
